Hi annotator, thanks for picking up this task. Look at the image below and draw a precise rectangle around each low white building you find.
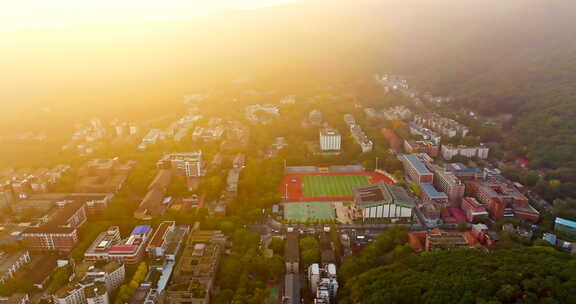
[319,128,341,151]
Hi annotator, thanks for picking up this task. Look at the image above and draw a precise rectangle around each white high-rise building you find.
[320,128,341,151]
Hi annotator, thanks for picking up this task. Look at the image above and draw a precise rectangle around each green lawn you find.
[283,202,335,222]
[302,175,371,197]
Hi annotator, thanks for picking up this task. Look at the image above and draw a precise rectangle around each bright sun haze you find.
[1,0,299,28]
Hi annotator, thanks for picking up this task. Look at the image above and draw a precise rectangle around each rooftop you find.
[420,183,448,199]
[132,225,151,235]
[353,182,414,208]
[148,221,175,248]
[403,154,432,175]
[0,251,28,273]
[556,217,576,229]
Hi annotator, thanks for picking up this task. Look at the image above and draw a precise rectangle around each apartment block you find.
[400,154,434,184]
[157,152,204,177]
[0,251,31,284]
[22,202,87,252]
[434,170,465,207]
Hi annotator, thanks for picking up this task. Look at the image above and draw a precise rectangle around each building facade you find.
[0,251,31,284]
[353,182,414,221]
[433,170,465,207]
[319,128,341,151]
[400,154,434,184]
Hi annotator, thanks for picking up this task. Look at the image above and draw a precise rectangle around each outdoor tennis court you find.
[283,202,335,222]
[302,175,371,197]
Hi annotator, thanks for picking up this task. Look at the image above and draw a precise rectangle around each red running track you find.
[280,171,394,202]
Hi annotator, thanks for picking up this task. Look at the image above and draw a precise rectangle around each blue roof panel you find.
[132,225,151,235]
[404,154,432,175]
[555,217,576,229]
[420,183,448,199]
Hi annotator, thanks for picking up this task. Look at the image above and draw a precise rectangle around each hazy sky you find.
[1,0,300,29]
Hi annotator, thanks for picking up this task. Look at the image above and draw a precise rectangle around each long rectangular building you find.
[470,181,539,222]
[84,225,152,264]
[401,154,433,184]
[22,202,87,252]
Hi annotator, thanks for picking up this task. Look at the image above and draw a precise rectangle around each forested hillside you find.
[338,228,576,304]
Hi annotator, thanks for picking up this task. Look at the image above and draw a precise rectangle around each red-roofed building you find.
[408,229,482,252]
[461,197,489,223]
[83,225,152,264]
[470,180,539,222]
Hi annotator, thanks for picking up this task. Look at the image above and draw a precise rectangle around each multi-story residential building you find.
[404,140,439,158]
[146,221,189,260]
[400,154,434,184]
[461,197,489,223]
[0,251,31,284]
[408,122,441,145]
[434,170,465,207]
[22,202,87,252]
[15,193,113,219]
[469,181,539,222]
[308,264,338,304]
[441,144,490,160]
[419,183,448,205]
[82,262,126,293]
[84,226,152,264]
[319,128,341,151]
[157,152,204,177]
[353,182,414,221]
[413,114,469,138]
[350,125,373,153]
[53,262,124,304]
[167,227,225,304]
[444,163,484,181]
[382,106,412,121]
[73,194,114,217]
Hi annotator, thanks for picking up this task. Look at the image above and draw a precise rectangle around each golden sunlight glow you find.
[1,0,299,28]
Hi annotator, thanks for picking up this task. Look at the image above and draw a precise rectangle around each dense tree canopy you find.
[340,247,576,304]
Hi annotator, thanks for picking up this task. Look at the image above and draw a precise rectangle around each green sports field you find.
[302,175,371,197]
[283,202,335,222]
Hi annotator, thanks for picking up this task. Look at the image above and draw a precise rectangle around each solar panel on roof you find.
[132,225,151,235]
[404,154,432,175]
